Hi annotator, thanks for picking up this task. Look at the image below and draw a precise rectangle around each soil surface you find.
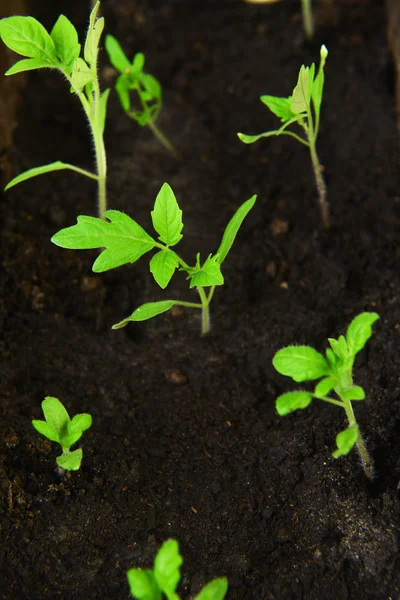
[1,1,400,599]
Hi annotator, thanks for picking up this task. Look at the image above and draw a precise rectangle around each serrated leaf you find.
[71,57,94,91]
[0,16,57,62]
[151,183,183,247]
[84,1,104,65]
[104,34,130,73]
[346,312,379,357]
[5,57,57,75]
[112,301,176,328]
[32,419,60,444]
[127,569,160,600]
[325,348,337,368]
[4,161,87,191]
[276,391,313,416]
[187,255,224,289]
[150,251,179,289]
[51,210,156,273]
[116,74,131,112]
[41,397,70,441]
[314,376,337,398]
[50,15,80,72]
[260,95,295,122]
[56,448,83,471]
[195,578,228,600]
[215,195,256,265]
[332,426,358,458]
[273,346,330,382]
[99,88,110,134]
[340,386,365,401]
[290,65,313,114]
[154,539,182,597]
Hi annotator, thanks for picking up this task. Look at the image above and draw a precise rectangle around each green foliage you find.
[32,397,92,471]
[51,183,256,335]
[0,2,109,216]
[127,539,228,600]
[272,313,379,475]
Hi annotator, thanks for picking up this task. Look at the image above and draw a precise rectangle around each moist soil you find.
[1,0,400,598]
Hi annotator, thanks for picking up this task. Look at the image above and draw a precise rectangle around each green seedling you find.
[272,312,379,478]
[238,44,329,227]
[51,183,256,336]
[32,396,92,471]
[127,539,228,600]
[105,34,178,158]
[0,2,109,217]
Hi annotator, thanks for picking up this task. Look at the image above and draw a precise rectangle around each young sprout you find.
[238,45,329,227]
[105,34,179,158]
[272,313,379,478]
[127,539,228,600]
[32,396,92,471]
[0,2,109,217]
[242,0,314,40]
[51,183,256,336]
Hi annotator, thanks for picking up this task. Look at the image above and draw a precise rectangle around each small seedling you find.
[105,34,178,158]
[51,183,256,336]
[127,539,228,600]
[0,2,109,217]
[243,0,314,40]
[272,312,379,478]
[238,44,328,227]
[32,396,92,471]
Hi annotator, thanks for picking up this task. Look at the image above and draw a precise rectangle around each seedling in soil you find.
[243,0,314,40]
[127,538,228,600]
[0,2,109,217]
[32,396,92,471]
[272,312,379,478]
[238,45,329,227]
[105,34,179,158]
[51,182,256,336]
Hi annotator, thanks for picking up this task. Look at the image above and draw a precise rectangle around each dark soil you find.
[1,0,400,598]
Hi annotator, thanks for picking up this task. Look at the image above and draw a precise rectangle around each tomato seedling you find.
[272,312,379,478]
[105,34,178,158]
[238,45,329,227]
[32,396,92,471]
[51,183,256,336]
[0,2,109,217]
[127,539,228,600]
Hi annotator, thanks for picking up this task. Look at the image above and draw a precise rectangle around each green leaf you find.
[187,254,224,289]
[150,251,179,289]
[195,578,228,600]
[154,539,182,599]
[5,57,57,75]
[71,57,94,92]
[314,376,337,398]
[126,569,160,600]
[115,74,131,112]
[329,335,348,360]
[346,312,379,357]
[141,72,161,99]
[99,88,110,134]
[4,161,86,191]
[332,426,358,458]
[51,210,156,273]
[69,413,92,434]
[104,34,130,74]
[132,52,145,74]
[276,391,313,416]
[237,131,280,144]
[41,397,70,442]
[215,195,256,265]
[62,430,83,450]
[0,16,57,62]
[290,64,314,114]
[50,15,80,72]
[84,1,104,66]
[112,301,176,328]
[32,419,60,444]
[273,346,330,382]
[311,45,328,121]
[260,95,295,122]
[325,348,337,369]
[56,448,83,471]
[340,386,365,401]
[151,183,183,247]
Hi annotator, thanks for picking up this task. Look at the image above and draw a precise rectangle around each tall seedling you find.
[0,2,109,217]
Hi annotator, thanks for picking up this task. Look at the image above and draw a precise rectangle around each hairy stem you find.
[301,0,314,40]
[342,399,373,478]
[197,286,210,336]
[148,119,180,159]
[309,140,329,228]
